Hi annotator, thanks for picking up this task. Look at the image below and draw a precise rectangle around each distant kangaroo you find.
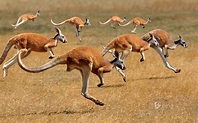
[99,16,127,28]
[119,17,151,33]
[51,16,91,41]
[11,11,40,29]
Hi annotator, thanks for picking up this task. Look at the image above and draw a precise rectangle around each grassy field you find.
[0,0,198,122]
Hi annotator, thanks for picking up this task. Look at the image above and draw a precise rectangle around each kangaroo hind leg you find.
[80,63,104,106]
[2,49,31,77]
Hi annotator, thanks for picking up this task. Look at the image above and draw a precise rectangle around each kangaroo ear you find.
[179,34,183,39]
[148,33,157,42]
[149,33,153,38]
[37,11,40,16]
[55,27,61,34]
[114,51,119,58]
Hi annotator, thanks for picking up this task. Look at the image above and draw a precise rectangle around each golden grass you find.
[0,0,198,122]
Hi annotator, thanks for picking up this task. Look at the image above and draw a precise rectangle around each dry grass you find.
[0,0,198,122]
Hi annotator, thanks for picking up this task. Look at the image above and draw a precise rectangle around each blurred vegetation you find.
[0,0,198,37]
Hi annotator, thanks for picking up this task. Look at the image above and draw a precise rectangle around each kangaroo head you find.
[123,17,127,22]
[177,35,188,48]
[110,51,126,70]
[147,18,151,23]
[54,27,67,43]
[84,18,91,26]
[36,10,41,16]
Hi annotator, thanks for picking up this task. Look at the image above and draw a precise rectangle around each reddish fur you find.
[105,34,150,53]
[132,17,148,26]
[99,16,126,26]
[20,13,38,21]
[10,33,56,52]
[119,17,150,32]
[62,17,86,28]
[51,16,90,41]
[142,29,174,48]
[0,30,64,66]
[60,47,113,74]
[105,16,125,23]
[111,16,125,23]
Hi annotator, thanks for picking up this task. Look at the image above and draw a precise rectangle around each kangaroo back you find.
[0,41,14,65]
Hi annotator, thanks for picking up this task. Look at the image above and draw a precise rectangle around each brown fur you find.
[11,33,54,51]
[132,17,149,27]
[119,17,151,33]
[64,17,86,27]
[20,13,38,21]
[141,29,185,73]
[102,34,154,60]
[99,16,126,27]
[142,29,188,58]
[142,29,174,48]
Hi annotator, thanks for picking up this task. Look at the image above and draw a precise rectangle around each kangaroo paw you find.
[95,100,105,106]
[49,56,54,59]
[97,83,104,87]
[140,58,144,62]
[175,69,181,73]
[123,77,126,82]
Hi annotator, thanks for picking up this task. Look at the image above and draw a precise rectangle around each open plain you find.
[0,0,198,122]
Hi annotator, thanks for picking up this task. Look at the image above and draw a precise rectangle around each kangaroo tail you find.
[0,41,14,65]
[11,16,22,27]
[51,19,67,26]
[17,49,64,73]
[99,18,111,25]
[118,21,131,26]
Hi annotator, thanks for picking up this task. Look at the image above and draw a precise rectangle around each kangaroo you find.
[0,27,67,77]
[119,17,151,33]
[17,46,126,106]
[99,16,127,28]
[11,11,40,29]
[141,29,188,58]
[102,33,159,82]
[51,16,91,41]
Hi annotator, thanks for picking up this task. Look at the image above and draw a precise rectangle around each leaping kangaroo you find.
[51,16,91,41]
[11,10,40,29]
[141,29,188,58]
[99,16,127,28]
[141,29,188,73]
[0,27,67,77]
[17,46,126,106]
[101,33,159,82]
[119,17,151,33]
